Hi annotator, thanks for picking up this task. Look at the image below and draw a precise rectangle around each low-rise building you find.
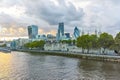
[44,42,68,51]
[11,38,30,49]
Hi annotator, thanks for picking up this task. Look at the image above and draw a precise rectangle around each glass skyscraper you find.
[57,22,64,41]
[73,27,80,39]
[28,25,38,39]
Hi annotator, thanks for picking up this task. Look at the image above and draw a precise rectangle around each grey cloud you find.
[0,0,120,38]
[24,0,84,25]
[0,13,16,24]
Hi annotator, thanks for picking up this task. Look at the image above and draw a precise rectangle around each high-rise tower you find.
[57,22,64,41]
[73,27,80,39]
[28,25,38,39]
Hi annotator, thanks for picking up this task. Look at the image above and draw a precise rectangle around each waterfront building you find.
[10,38,31,50]
[28,25,38,39]
[44,42,68,51]
[73,27,80,39]
[10,40,17,50]
[56,22,64,41]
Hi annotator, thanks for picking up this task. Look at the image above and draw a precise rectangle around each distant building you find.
[36,34,47,40]
[10,40,17,50]
[56,22,64,41]
[28,25,38,39]
[11,38,30,50]
[65,33,70,39]
[47,34,54,38]
[73,27,80,39]
[44,42,68,51]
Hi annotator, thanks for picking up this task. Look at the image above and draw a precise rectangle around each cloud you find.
[24,0,84,25]
[0,0,120,39]
[0,13,16,24]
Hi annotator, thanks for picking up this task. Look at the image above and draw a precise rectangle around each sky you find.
[0,0,120,40]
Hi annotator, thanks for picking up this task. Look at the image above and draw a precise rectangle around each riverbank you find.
[17,49,120,63]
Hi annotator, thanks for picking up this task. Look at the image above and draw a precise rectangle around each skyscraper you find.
[57,22,64,41]
[28,25,38,39]
[73,27,80,39]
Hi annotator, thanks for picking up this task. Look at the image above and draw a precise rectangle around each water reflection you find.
[0,52,12,79]
[0,51,120,80]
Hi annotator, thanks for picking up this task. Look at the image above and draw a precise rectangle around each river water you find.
[0,51,120,80]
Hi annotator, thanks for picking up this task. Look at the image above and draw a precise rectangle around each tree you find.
[72,40,76,45]
[60,40,72,45]
[0,44,6,47]
[90,34,99,49]
[98,33,114,54]
[37,40,45,49]
[24,40,45,49]
[77,35,92,53]
[114,32,120,54]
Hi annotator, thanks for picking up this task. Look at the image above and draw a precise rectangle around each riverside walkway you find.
[17,49,120,63]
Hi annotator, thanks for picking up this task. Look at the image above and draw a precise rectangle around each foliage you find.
[77,34,93,53]
[77,33,114,54]
[0,44,6,47]
[60,39,76,45]
[114,32,120,54]
[24,40,45,49]
[98,33,114,53]
[89,34,99,49]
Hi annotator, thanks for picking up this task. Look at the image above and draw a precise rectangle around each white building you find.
[44,43,68,51]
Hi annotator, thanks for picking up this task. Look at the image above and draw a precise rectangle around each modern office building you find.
[65,33,70,39]
[36,34,47,40]
[28,25,38,39]
[73,27,80,39]
[56,22,64,41]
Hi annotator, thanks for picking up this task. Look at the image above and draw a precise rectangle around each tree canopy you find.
[77,34,93,53]
[114,32,120,54]
[77,32,115,54]
[98,33,114,53]
[24,40,45,49]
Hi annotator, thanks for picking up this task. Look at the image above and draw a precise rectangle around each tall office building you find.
[57,22,64,41]
[28,25,38,39]
[73,27,80,39]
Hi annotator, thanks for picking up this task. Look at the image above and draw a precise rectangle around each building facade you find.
[73,27,80,39]
[57,22,64,41]
[28,25,38,39]
[65,33,70,39]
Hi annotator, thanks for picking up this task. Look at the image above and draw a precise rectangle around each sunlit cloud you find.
[0,5,25,18]
[0,0,120,40]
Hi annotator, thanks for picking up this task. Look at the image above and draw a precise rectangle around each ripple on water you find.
[0,51,120,80]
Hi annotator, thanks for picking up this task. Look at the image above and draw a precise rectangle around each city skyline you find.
[0,0,120,40]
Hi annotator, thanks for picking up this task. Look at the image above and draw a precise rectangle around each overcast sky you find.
[0,0,120,40]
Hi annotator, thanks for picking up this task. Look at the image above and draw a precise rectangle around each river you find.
[0,51,120,80]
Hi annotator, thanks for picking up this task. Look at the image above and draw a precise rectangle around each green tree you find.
[72,40,76,45]
[90,34,99,49]
[24,40,45,49]
[114,32,120,54]
[98,33,114,54]
[60,40,72,45]
[0,44,6,47]
[37,40,45,49]
[24,43,31,48]
[77,35,92,53]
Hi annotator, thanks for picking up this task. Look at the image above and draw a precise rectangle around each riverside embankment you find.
[17,49,120,63]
